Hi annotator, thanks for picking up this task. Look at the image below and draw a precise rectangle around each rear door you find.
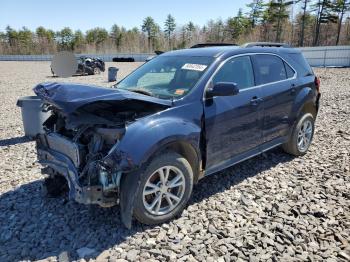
[204,55,263,170]
[251,54,297,143]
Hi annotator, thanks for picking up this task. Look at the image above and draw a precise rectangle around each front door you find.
[204,55,263,171]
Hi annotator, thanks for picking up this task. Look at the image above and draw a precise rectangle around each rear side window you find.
[287,53,313,76]
[212,56,254,89]
[284,62,295,78]
[252,54,287,85]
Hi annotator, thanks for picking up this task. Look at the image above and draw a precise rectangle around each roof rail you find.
[190,43,237,48]
[242,42,291,48]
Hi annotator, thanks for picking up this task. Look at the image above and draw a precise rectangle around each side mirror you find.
[206,82,239,98]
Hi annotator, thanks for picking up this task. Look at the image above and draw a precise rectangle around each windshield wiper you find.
[128,88,153,97]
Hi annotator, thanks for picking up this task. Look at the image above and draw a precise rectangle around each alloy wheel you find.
[142,165,186,216]
[297,119,313,152]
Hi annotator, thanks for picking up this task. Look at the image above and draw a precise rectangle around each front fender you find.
[103,115,202,172]
[104,102,203,228]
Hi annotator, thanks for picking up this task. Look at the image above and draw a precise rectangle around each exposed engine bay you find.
[36,98,168,207]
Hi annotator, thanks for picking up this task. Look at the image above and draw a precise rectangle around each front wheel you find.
[283,113,315,156]
[133,152,193,225]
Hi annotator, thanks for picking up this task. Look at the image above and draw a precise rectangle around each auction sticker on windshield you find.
[175,89,185,95]
[182,63,207,71]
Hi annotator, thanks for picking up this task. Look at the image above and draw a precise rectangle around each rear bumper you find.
[37,145,118,207]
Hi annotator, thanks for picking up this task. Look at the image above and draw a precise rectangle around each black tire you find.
[133,152,193,225]
[85,67,94,75]
[282,113,315,156]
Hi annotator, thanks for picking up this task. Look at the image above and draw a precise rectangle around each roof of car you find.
[163,45,300,58]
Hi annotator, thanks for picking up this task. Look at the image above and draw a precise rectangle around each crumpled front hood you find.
[33,82,172,114]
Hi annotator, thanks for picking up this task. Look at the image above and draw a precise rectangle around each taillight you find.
[315,76,320,93]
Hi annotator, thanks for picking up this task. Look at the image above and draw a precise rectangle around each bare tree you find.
[299,0,312,46]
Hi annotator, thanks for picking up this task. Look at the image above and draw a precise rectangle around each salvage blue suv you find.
[34,42,321,228]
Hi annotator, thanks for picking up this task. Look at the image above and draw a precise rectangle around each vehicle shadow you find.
[0,136,32,147]
[0,147,294,261]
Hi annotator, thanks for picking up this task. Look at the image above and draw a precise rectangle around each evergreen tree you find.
[5,26,18,47]
[186,21,196,43]
[164,14,176,49]
[35,26,55,53]
[227,9,250,41]
[312,0,337,46]
[110,24,125,50]
[73,30,85,52]
[246,0,264,28]
[261,1,276,41]
[1,4,350,54]
[333,0,350,44]
[142,16,158,51]
[178,26,187,49]
[270,0,294,42]
[36,27,53,41]
[56,27,74,50]
[86,28,108,46]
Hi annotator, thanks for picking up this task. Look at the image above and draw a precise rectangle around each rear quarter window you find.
[286,53,313,76]
[284,62,295,78]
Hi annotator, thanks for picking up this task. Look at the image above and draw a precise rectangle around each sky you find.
[0,0,252,32]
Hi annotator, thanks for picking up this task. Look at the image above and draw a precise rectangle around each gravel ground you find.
[0,62,349,262]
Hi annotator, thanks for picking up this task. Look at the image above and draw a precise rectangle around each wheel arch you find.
[151,140,202,184]
[291,87,318,123]
[103,116,203,176]
[118,138,201,228]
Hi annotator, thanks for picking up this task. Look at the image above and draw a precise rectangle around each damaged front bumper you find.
[37,142,119,208]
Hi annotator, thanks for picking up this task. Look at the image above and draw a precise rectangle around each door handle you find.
[250,96,262,106]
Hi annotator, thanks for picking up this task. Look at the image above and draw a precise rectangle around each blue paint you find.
[35,46,320,178]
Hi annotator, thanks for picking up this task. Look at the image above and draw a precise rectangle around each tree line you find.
[1,0,349,55]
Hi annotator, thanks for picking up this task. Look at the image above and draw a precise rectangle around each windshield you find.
[115,56,214,99]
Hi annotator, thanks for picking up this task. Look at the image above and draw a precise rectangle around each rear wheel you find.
[282,113,315,156]
[133,152,193,225]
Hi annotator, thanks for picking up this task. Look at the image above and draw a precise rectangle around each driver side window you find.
[212,56,254,89]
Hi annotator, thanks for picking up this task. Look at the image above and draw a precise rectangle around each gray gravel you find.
[0,62,349,262]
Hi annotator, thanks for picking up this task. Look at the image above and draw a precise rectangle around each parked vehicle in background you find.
[51,56,105,76]
[34,42,320,228]
[77,56,105,75]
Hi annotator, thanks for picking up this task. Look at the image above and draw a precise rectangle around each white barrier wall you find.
[0,46,349,67]
[0,53,153,62]
[299,46,350,67]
